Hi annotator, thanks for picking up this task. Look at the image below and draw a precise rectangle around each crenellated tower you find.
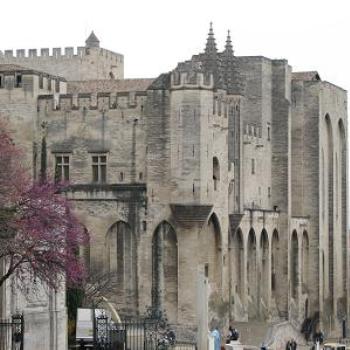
[0,31,124,81]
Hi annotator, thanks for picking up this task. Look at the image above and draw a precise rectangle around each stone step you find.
[232,321,270,347]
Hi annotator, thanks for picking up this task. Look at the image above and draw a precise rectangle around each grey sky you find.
[1,0,349,90]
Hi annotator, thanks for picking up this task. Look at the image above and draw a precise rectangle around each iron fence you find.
[93,315,196,350]
[0,314,24,350]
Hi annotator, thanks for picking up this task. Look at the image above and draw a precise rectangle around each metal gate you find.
[94,314,197,350]
[94,314,158,350]
[0,314,24,350]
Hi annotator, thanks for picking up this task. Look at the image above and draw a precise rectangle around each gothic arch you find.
[291,230,299,299]
[152,221,178,322]
[105,221,137,313]
[260,229,269,303]
[206,213,222,291]
[302,230,309,292]
[338,119,347,294]
[231,228,244,298]
[325,114,334,301]
[271,230,279,295]
[247,229,257,301]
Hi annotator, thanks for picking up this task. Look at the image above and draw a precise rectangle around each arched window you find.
[152,221,178,322]
[291,230,299,299]
[213,157,220,191]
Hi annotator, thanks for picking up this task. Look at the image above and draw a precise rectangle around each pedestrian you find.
[211,326,221,350]
[261,342,268,350]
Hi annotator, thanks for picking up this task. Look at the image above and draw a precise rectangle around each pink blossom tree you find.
[0,120,89,289]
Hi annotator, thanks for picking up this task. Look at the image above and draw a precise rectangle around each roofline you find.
[0,66,66,81]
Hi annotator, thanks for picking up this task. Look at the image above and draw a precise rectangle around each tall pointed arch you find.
[338,119,347,294]
[231,228,244,298]
[271,230,279,295]
[325,114,334,301]
[260,229,269,303]
[207,213,222,291]
[152,221,178,323]
[247,229,257,300]
[291,230,299,299]
[105,221,137,314]
[302,231,309,291]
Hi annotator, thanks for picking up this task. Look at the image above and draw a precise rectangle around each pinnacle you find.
[204,22,217,56]
[225,29,234,55]
[85,31,100,48]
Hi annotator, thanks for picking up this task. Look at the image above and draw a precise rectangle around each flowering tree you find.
[0,120,89,289]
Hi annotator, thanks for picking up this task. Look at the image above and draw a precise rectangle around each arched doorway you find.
[291,230,299,299]
[152,221,178,322]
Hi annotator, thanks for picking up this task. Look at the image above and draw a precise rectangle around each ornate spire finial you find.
[205,22,217,56]
[225,29,234,55]
[210,22,213,33]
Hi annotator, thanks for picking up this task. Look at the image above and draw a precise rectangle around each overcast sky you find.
[1,0,349,91]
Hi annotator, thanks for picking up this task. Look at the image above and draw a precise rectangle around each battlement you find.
[0,46,123,62]
[37,91,147,112]
[170,71,214,90]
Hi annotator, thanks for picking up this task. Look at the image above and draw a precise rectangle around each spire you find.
[204,22,217,56]
[85,31,100,48]
[221,29,244,95]
[224,30,234,55]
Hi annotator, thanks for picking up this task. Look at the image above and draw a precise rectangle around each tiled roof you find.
[0,63,66,80]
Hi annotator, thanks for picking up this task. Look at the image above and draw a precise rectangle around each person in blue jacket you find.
[211,326,221,350]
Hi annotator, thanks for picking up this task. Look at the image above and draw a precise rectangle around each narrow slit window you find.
[15,74,22,88]
[39,75,43,89]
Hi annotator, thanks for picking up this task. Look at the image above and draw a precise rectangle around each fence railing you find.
[0,314,24,350]
[92,316,197,350]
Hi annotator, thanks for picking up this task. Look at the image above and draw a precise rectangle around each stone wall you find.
[0,46,124,81]
[0,30,348,346]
